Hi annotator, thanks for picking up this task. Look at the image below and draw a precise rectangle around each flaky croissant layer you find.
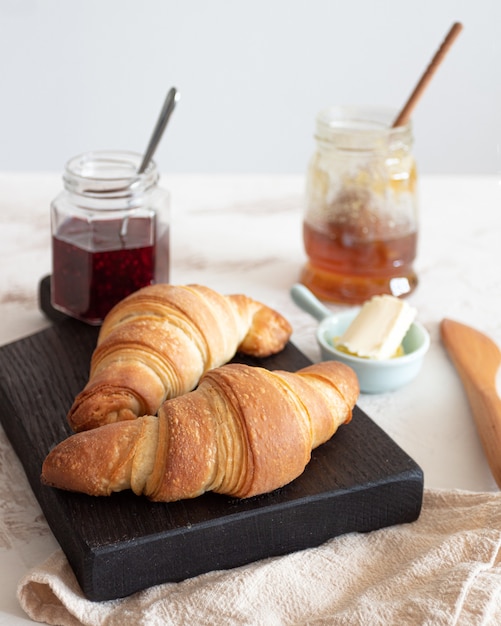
[67,283,292,432]
[42,361,359,502]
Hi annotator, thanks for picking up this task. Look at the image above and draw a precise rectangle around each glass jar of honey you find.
[50,150,170,324]
[300,106,418,304]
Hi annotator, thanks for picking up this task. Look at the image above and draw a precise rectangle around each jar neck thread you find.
[315,106,413,154]
[63,150,159,199]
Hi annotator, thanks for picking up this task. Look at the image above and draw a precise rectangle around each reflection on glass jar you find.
[300,106,418,304]
[51,151,170,324]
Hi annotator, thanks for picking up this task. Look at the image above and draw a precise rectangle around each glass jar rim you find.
[315,105,412,147]
[63,150,159,197]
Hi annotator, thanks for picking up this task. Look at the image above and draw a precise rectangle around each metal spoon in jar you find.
[120,87,180,241]
[138,86,180,174]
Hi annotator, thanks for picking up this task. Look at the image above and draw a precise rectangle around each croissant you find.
[42,361,359,501]
[67,284,292,432]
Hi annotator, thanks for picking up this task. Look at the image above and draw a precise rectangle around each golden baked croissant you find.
[67,284,292,432]
[42,361,359,501]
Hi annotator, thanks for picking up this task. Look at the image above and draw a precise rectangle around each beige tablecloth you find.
[17,489,501,626]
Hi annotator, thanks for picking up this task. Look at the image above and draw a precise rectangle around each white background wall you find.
[1,0,500,175]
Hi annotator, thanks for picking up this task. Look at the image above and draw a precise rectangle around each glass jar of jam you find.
[300,106,418,304]
[51,150,170,324]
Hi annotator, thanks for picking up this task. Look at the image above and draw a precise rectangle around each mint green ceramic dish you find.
[290,284,430,394]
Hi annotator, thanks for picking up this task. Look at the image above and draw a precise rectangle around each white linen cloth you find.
[17,489,501,626]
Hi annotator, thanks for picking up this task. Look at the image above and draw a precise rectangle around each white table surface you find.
[1,172,500,624]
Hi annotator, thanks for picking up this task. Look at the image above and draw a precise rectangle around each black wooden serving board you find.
[0,279,424,601]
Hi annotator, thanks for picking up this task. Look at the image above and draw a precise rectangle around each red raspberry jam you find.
[52,215,168,324]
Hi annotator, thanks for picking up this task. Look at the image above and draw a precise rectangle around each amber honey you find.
[301,221,418,304]
[301,106,419,304]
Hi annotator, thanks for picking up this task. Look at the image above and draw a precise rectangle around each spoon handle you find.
[392,22,463,127]
[290,284,333,322]
[138,87,180,174]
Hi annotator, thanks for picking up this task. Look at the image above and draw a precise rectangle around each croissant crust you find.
[42,361,359,502]
[67,284,292,432]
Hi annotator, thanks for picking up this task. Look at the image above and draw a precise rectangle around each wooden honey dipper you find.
[392,22,463,128]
